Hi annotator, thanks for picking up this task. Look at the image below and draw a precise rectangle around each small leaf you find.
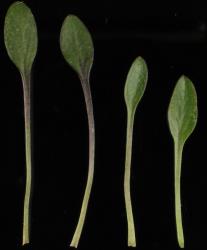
[60,15,94,79]
[168,75,198,144]
[124,57,148,115]
[4,1,38,75]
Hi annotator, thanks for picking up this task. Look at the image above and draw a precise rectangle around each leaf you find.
[124,57,148,115]
[123,56,148,247]
[168,75,197,248]
[60,15,95,247]
[60,15,94,80]
[4,1,38,75]
[168,75,198,144]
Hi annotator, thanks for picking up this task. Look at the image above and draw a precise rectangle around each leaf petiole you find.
[124,111,136,247]
[70,77,95,248]
[174,140,184,248]
[21,73,32,245]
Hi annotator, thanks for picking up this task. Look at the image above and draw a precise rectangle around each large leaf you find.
[124,57,148,115]
[4,1,38,75]
[168,75,198,144]
[60,15,94,79]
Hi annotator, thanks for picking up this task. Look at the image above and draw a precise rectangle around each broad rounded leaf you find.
[60,15,94,79]
[168,75,198,144]
[124,57,148,113]
[4,1,38,74]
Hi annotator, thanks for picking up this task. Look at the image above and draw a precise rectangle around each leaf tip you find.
[178,75,197,94]
[136,55,145,62]
[7,1,29,11]
[133,56,147,69]
[179,74,190,83]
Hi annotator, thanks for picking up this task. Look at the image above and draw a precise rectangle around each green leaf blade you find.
[124,57,148,115]
[4,1,38,75]
[168,75,198,144]
[60,15,94,79]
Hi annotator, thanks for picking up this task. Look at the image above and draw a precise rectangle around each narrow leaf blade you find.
[60,15,94,79]
[124,57,148,114]
[4,1,38,75]
[168,75,198,144]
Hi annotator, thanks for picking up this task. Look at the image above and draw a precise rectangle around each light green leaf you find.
[168,75,198,144]
[124,57,148,115]
[60,15,94,79]
[168,75,198,248]
[123,56,148,247]
[4,1,38,75]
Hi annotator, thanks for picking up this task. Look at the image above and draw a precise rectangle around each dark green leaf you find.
[60,15,94,79]
[4,1,38,75]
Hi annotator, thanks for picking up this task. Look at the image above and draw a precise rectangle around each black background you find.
[2,0,206,249]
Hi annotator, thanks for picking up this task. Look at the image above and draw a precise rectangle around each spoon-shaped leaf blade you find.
[4,1,38,75]
[60,15,94,79]
[124,57,148,114]
[168,75,198,144]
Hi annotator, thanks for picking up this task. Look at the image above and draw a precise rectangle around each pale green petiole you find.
[124,57,148,247]
[174,140,184,248]
[22,74,32,245]
[124,111,136,247]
